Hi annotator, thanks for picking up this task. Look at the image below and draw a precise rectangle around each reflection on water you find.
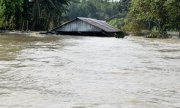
[0,34,180,108]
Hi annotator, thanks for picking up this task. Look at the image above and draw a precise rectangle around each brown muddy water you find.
[0,34,180,108]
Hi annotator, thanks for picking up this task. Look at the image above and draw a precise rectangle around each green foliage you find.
[165,0,180,30]
[145,32,161,38]
[108,18,124,29]
[31,0,72,30]
[67,0,131,30]
[0,0,72,30]
[118,0,131,14]
[122,19,144,35]
[0,0,179,34]
[124,0,180,38]
[0,2,4,28]
[67,0,120,20]
[0,0,23,29]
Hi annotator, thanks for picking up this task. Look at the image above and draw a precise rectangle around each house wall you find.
[56,20,102,32]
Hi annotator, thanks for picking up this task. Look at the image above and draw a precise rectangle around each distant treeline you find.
[67,0,130,28]
[67,0,120,20]
[68,0,179,38]
[0,0,179,38]
[0,0,130,31]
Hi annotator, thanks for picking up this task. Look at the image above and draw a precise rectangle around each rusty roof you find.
[51,17,119,33]
[77,17,119,32]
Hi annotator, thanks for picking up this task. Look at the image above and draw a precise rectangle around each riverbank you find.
[0,30,47,36]
[168,32,180,38]
[128,31,179,39]
[0,30,179,39]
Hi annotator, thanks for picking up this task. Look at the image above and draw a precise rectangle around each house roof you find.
[77,17,119,32]
[51,17,119,32]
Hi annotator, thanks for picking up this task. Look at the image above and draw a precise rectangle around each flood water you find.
[0,34,180,108]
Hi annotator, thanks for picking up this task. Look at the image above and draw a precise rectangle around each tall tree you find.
[123,0,180,37]
[0,0,72,30]
[0,0,23,29]
[67,0,119,20]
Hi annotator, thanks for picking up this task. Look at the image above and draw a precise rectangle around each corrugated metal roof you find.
[77,17,119,32]
[51,17,119,33]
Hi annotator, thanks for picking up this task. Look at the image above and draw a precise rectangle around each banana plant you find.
[31,0,71,30]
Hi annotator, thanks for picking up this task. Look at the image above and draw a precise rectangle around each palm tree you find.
[0,0,72,30]
[31,0,71,30]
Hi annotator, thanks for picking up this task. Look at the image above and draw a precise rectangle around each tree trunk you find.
[158,22,168,38]
[26,20,29,31]
[15,6,21,30]
[22,20,25,30]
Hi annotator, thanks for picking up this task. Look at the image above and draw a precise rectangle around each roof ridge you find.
[51,17,119,33]
[78,17,105,22]
[78,17,119,32]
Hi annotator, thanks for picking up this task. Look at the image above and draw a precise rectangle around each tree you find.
[165,0,180,31]
[118,0,131,14]
[67,0,120,20]
[30,0,72,30]
[124,0,180,38]
[0,0,72,30]
[0,0,23,29]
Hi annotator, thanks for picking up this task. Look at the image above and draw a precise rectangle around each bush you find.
[122,19,144,36]
[115,31,127,38]
[145,32,160,38]
[108,18,124,29]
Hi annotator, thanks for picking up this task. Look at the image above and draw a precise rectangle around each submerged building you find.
[50,17,120,37]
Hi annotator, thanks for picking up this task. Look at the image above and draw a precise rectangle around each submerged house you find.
[50,17,120,37]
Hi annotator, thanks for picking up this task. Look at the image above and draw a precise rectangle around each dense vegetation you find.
[0,0,72,30]
[67,0,130,28]
[67,0,119,20]
[67,0,179,38]
[0,0,179,38]
[123,0,180,38]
